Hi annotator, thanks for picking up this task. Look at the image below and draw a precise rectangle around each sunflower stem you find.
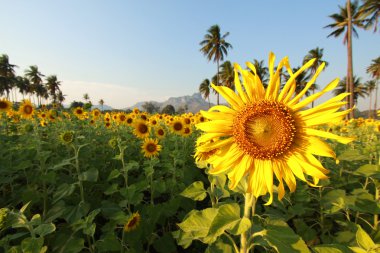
[240,193,255,253]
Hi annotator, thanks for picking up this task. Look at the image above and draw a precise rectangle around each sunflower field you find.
[1,56,380,253]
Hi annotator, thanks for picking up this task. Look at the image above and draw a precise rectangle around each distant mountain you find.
[91,104,113,111]
[126,93,214,113]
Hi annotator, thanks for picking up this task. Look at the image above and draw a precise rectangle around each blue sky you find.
[1,0,379,110]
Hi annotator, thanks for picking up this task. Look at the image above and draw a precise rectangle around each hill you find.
[125,93,213,113]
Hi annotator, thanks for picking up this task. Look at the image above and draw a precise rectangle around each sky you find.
[1,0,379,111]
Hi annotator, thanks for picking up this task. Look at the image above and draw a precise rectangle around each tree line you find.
[0,55,64,107]
[199,0,380,118]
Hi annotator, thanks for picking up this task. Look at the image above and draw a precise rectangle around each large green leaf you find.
[353,164,380,178]
[355,225,375,250]
[321,189,346,214]
[180,181,207,201]
[177,208,218,240]
[337,150,368,161]
[34,223,56,237]
[21,237,44,253]
[261,219,310,253]
[52,183,76,204]
[208,203,250,238]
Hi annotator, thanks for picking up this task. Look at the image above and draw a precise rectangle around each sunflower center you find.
[157,129,164,136]
[128,217,138,227]
[0,102,7,109]
[233,100,296,159]
[138,123,148,133]
[23,105,33,114]
[146,143,157,152]
[173,122,183,131]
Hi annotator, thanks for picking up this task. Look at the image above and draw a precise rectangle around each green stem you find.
[375,186,379,230]
[240,193,255,253]
[72,145,85,203]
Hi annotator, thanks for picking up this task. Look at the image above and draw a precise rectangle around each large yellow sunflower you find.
[196,52,354,205]
[18,100,35,119]
[133,119,150,138]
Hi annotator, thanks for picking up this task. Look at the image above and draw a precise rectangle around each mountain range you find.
[90,93,213,113]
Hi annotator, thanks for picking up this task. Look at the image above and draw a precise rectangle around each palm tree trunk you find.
[368,91,372,118]
[208,96,211,108]
[216,59,220,105]
[347,0,354,119]
[375,80,379,119]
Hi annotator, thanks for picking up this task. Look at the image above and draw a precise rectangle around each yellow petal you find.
[211,84,243,109]
[196,120,233,134]
[233,63,249,103]
[305,128,355,144]
[307,137,336,159]
[196,137,233,152]
[228,155,253,189]
[263,160,274,205]
[200,110,235,121]
[303,109,351,127]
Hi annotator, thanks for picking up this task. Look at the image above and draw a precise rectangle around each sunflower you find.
[155,127,166,139]
[126,115,134,125]
[60,131,75,144]
[171,118,185,135]
[141,138,161,158]
[91,109,101,118]
[182,126,192,137]
[0,98,12,112]
[18,100,35,119]
[123,212,141,232]
[133,119,150,138]
[196,52,354,205]
[117,112,127,124]
[73,107,85,119]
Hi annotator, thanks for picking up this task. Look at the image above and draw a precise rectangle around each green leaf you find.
[104,183,119,195]
[172,230,193,249]
[21,237,44,253]
[180,181,207,201]
[53,183,76,204]
[337,150,368,161]
[153,233,177,253]
[208,174,226,188]
[177,208,218,240]
[356,225,375,250]
[34,223,56,237]
[353,164,380,178]
[229,217,251,235]
[205,238,235,253]
[107,169,121,181]
[262,219,310,253]
[209,203,250,238]
[78,168,98,182]
[96,233,121,252]
[313,244,352,253]
[321,189,346,214]
[119,184,144,205]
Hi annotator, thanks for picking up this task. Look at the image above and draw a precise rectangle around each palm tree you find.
[303,47,329,107]
[14,76,29,100]
[249,59,269,87]
[334,76,368,105]
[25,65,44,105]
[325,0,365,118]
[46,75,61,104]
[219,61,235,91]
[57,91,65,107]
[358,0,380,32]
[365,80,377,117]
[367,56,380,115]
[199,25,232,105]
[99,99,105,111]
[199,79,211,108]
[0,54,17,99]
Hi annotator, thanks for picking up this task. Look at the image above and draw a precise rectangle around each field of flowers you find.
[0,99,379,253]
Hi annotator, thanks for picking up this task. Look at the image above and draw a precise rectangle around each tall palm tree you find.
[334,76,368,105]
[25,65,44,105]
[199,25,232,105]
[365,80,377,117]
[358,0,380,32]
[57,91,65,107]
[219,61,235,91]
[249,59,269,87]
[0,54,17,99]
[199,79,211,108]
[325,0,365,118]
[367,56,380,115]
[46,75,61,104]
[303,47,329,108]
[14,76,29,100]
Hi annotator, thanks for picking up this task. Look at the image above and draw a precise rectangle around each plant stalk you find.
[240,193,255,253]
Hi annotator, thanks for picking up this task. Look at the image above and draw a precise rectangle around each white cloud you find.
[60,80,169,109]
